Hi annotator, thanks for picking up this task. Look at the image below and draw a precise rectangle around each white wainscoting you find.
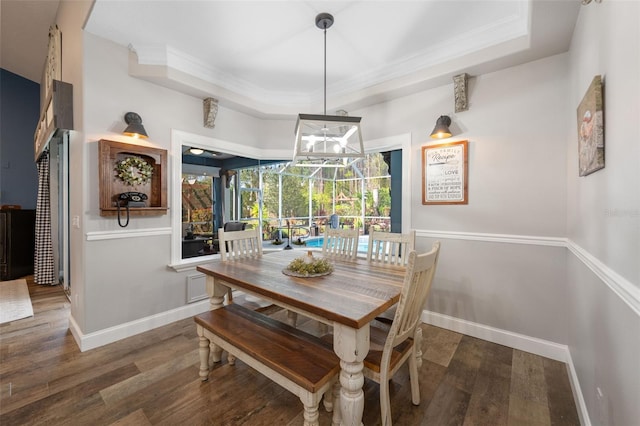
[186,273,208,303]
[416,228,640,426]
[417,229,639,320]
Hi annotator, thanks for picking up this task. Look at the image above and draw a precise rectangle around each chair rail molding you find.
[86,227,172,241]
[416,228,640,317]
[566,239,640,316]
[416,229,566,246]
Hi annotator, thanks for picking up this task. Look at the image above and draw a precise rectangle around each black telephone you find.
[116,192,148,227]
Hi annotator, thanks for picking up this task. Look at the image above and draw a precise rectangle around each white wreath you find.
[115,157,153,186]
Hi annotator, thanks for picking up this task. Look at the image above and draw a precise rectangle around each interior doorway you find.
[48,132,70,291]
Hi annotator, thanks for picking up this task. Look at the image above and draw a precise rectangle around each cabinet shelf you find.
[99,206,169,216]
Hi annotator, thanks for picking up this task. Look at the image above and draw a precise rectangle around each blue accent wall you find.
[0,69,40,209]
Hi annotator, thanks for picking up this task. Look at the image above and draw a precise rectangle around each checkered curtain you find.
[35,151,57,285]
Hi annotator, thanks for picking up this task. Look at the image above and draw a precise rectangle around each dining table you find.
[196,249,406,426]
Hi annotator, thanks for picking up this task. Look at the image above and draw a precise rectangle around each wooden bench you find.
[194,304,340,426]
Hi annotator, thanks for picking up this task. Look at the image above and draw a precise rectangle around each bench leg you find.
[197,325,210,381]
[210,341,223,363]
[301,400,320,426]
[323,387,333,413]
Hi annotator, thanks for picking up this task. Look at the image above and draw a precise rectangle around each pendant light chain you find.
[323,24,327,116]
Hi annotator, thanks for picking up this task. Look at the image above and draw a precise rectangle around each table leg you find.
[206,276,228,310]
[206,276,229,362]
[332,323,370,426]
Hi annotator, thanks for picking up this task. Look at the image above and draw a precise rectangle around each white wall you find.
[348,53,571,344]
[79,33,276,333]
[566,2,640,425]
[55,0,92,333]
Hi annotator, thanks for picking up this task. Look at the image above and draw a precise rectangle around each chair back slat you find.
[322,228,359,260]
[385,242,440,355]
[219,227,263,261]
[367,230,416,266]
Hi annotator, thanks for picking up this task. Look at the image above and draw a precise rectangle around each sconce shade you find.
[430,115,452,139]
[123,112,148,139]
[293,113,364,166]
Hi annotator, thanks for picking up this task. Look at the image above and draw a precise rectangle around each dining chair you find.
[367,230,416,266]
[329,242,441,426]
[218,226,262,261]
[283,227,360,330]
[289,227,359,331]
[368,230,416,325]
[321,227,359,260]
[218,227,270,309]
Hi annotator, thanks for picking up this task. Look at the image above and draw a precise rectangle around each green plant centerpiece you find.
[283,251,333,277]
[115,156,154,186]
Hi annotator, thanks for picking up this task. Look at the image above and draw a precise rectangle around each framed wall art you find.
[577,75,604,176]
[422,140,468,205]
[98,140,168,216]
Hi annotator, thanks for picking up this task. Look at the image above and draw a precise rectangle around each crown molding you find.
[128,5,529,119]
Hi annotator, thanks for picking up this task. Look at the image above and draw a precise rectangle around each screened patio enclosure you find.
[181,151,401,258]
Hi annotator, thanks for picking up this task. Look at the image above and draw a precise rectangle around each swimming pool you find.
[305,235,369,253]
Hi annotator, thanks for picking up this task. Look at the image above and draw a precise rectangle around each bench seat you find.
[195,304,340,425]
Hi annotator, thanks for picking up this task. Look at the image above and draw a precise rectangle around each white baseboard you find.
[566,352,592,426]
[421,309,569,362]
[421,309,590,425]
[68,299,210,352]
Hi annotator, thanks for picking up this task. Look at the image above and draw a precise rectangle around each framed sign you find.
[422,140,468,205]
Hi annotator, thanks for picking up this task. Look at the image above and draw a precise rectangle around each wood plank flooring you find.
[0,277,580,425]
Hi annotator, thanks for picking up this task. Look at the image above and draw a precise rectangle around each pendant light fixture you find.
[292,13,364,167]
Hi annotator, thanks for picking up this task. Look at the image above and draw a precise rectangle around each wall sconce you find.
[430,115,452,139]
[123,112,148,139]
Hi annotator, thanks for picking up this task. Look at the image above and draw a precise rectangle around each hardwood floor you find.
[0,277,580,425]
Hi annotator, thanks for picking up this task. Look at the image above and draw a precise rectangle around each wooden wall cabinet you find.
[99,140,168,216]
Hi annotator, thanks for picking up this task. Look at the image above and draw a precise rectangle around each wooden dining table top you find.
[196,250,406,329]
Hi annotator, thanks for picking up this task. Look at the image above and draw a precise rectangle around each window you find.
[169,130,410,268]
[182,173,214,236]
